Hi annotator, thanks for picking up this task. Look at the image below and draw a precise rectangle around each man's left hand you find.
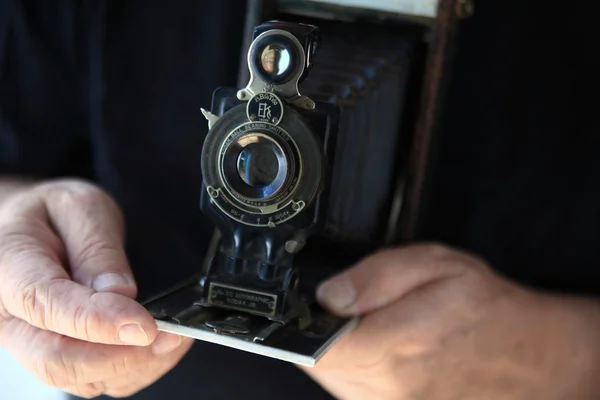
[304,244,600,400]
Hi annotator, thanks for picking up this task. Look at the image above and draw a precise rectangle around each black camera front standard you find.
[142,12,421,364]
[142,21,358,366]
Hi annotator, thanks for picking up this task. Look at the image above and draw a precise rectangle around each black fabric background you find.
[1,0,599,399]
[418,0,600,295]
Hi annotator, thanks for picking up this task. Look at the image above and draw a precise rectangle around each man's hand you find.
[306,244,600,400]
[0,179,192,398]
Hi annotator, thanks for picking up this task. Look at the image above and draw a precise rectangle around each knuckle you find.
[0,215,65,273]
[68,293,114,343]
[0,296,10,321]
[113,354,132,376]
[0,306,12,346]
[71,301,94,342]
[417,242,490,270]
[19,280,48,330]
[67,383,105,399]
[418,242,454,259]
[34,357,58,387]
[0,190,33,221]
[87,382,107,398]
[43,180,125,236]
[416,242,489,276]
[52,290,100,343]
[36,178,96,195]
[34,356,72,389]
[465,252,493,273]
[18,279,74,334]
[106,386,140,399]
[38,178,120,217]
[460,266,493,288]
[56,182,106,209]
[446,250,490,276]
[34,337,85,389]
[0,225,54,264]
[78,240,121,267]
[387,357,429,398]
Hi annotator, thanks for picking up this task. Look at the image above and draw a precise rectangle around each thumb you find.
[40,181,137,299]
[315,244,473,316]
[0,181,157,346]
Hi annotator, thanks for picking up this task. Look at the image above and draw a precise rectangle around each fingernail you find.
[152,332,183,355]
[93,273,134,292]
[316,273,356,313]
[118,323,149,345]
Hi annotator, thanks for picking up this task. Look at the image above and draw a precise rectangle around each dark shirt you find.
[1,1,599,399]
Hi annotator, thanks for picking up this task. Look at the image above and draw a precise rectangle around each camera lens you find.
[221,133,290,200]
[259,44,292,78]
[237,143,279,188]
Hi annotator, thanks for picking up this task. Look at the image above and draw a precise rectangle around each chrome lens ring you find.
[201,104,323,227]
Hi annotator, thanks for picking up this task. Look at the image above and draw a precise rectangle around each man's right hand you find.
[0,179,193,398]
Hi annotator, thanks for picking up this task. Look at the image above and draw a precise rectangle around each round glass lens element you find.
[260,44,292,77]
[237,142,280,188]
[222,132,289,201]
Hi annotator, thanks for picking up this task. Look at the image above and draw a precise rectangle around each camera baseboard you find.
[143,278,359,367]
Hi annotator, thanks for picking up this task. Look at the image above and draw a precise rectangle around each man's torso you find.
[1,1,599,399]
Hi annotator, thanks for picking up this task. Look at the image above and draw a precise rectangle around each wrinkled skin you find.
[1,178,599,399]
[304,244,600,400]
[0,179,193,398]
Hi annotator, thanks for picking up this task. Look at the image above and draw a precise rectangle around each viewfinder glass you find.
[260,44,292,77]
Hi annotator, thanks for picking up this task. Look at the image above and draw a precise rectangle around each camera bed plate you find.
[141,277,358,367]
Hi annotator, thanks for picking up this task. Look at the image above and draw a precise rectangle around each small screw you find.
[208,187,219,198]
[268,302,276,310]
[211,291,218,299]
[272,117,279,124]
[250,114,257,121]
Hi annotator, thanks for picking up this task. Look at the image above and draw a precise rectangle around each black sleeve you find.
[0,0,91,179]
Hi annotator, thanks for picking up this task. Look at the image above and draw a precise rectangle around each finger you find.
[37,180,136,298]
[0,317,189,390]
[0,184,156,345]
[302,286,462,400]
[309,272,497,375]
[315,243,482,316]
[0,243,158,346]
[0,227,157,345]
[91,337,193,398]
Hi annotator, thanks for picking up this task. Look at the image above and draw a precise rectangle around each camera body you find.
[141,0,465,364]
[197,21,338,329]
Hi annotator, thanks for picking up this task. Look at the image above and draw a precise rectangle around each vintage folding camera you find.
[142,0,471,367]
